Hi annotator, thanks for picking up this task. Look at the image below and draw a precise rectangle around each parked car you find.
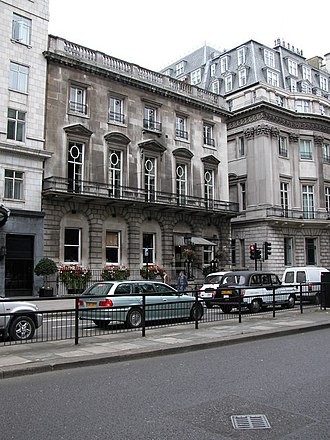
[0,298,43,341]
[213,271,296,313]
[78,280,204,328]
[282,266,329,304]
[198,271,228,308]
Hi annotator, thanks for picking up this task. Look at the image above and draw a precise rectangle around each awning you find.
[174,235,216,246]
[191,236,216,246]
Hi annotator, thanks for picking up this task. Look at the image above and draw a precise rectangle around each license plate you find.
[222,290,232,295]
[86,302,97,307]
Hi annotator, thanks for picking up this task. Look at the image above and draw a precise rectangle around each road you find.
[1,329,329,439]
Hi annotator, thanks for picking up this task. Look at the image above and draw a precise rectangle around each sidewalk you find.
[0,300,329,380]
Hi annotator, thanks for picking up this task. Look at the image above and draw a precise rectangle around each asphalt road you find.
[1,328,329,440]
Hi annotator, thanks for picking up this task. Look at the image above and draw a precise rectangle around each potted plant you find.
[59,264,92,294]
[34,257,58,297]
[101,265,130,281]
[140,265,164,280]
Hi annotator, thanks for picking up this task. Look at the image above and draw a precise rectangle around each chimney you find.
[324,53,330,73]
[306,56,323,70]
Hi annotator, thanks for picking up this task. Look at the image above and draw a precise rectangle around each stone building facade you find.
[42,36,238,285]
[162,39,330,275]
[0,0,50,296]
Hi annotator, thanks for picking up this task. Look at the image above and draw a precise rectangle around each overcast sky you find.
[48,0,329,72]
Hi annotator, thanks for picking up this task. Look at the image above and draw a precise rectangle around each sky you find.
[48,0,330,72]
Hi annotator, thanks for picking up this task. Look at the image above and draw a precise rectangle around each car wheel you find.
[205,301,214,309]
[126,307,143,328]
[287,294,295,309]
[93,320,110,328]
[250,299,262,313]
[190,303,204,320]
[9,316,35,341]
[220,305,232,314]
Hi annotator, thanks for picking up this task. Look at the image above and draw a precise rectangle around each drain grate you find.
[231,414,271,430]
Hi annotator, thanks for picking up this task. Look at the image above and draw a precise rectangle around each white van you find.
[282,266,329,304]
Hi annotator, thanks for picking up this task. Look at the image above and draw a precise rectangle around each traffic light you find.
[249,244,255,260]
[264,241,272,260]
[256,248,262,260]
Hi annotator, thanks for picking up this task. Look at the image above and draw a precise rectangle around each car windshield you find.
[83,283,113,296]
[205,274,223,284]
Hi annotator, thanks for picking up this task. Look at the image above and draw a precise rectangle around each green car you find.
[78,281,204,328]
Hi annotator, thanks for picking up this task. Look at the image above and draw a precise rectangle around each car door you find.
[153,282,192,319]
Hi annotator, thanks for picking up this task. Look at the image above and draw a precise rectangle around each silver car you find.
[0,298,43,341]
[78,280,204,328]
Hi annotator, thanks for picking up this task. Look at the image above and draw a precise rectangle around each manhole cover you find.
[231,414,271,430]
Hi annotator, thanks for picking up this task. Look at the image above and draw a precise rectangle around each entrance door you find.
[5,235,34,296]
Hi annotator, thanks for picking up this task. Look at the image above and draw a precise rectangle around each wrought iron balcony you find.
[143,119,162,132]
[43,176,239,215]
[176,129,189,140]
[266,207,330,221]
[204,136,215,147]
[109,111,125,124]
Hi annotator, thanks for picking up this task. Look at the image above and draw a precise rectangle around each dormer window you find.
[175,61,185,77]
[264,49,275,68]
[237,47,246,65]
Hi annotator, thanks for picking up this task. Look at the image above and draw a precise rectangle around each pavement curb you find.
[1,320,329,380]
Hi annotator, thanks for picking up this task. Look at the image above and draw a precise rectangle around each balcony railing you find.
[143,119,162,132]
[266,207,330,220]
[43,176,239,214]
[204,136,215,147]
[176,129,188,139]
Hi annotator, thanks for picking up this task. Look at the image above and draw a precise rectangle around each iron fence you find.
[1,282,329,346]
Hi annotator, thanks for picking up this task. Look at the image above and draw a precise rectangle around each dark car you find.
[213,271,296,313]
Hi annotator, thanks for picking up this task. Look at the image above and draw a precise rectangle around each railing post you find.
[194,290,199,330]
[300,284,303,314]
[238,287,242,324]
[74,296,79,345]
[141,294,146,337]
[272,287,276,318]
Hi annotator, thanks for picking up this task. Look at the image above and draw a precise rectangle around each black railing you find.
[266,207,330,220]
[0,282,327,346]
[109,111,125,124]
[69,101,87,114]
[143,119,162,131]
[43,176,239,214]
[176,129,188,139]
[203,136,215,147]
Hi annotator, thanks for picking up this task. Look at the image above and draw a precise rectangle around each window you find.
[220,56,229,73]
[279,136,288,157]
[320,75,328,92]
[280,182,289,216]
[240,182,246,211]
[203,245,214,265]
[299,139,312,160]
[284,237,293,266]
[302,185,314,219]
[144,156,156,202]
[204,169,214,209]
[211,80,220,94]
[9,62,29,93]
[68,142,84,193]
[12,13,31,45]
[203,123,215,147]
[301,81,312,94]
[106,231,120,264]
[276,95,284,107]
[109,150,122,197]
[175,116,188,139]
[302,66,311,82]
[175,61,185,76]
[305,238,317,265]
[143,106,161,131]
[191,68,201,85]
[4,169,23,199]
[264,49,275,68]
[325,186,330,212]
[7,108,25,141]
[237,47,246,65]
[176,163,187,206]
[266,70,279,87]
[64,228,81,263]
[224,75,233,93]
[143,233,155,263]
[238,136,244,156]
[296,100,309,113]
[290,78,297,92]
[323,143,330,162]
[210,64,216,77]
[69,85,87,114]
[109,97,124,123]
[288,59,298,76]
[238,68,247,87]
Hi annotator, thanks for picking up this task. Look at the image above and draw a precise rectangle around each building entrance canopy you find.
[174,235,216,246]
